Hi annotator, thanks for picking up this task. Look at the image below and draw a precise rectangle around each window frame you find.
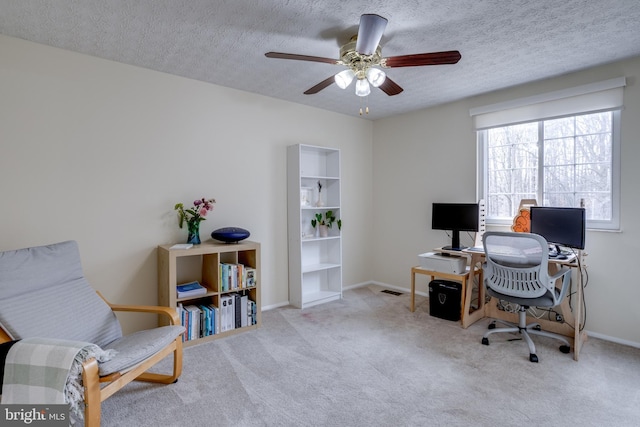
[476,110,621,231]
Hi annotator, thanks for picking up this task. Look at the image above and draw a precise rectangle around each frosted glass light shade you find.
[355,78,371,97]
[366,68,386,87]
[334,69,355,89]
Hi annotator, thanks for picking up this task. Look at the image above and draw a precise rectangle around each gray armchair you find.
[0,240,184,426]
[480,231,572,362]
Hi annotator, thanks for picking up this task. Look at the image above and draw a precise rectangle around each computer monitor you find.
[529,206,586,251]
[432,203,479,251]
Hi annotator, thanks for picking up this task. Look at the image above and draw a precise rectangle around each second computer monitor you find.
[529,206,586,250]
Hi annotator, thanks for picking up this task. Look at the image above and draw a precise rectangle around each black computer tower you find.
[429,280,462,321]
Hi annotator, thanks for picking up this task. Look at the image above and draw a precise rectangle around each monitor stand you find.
[442,231,467,251]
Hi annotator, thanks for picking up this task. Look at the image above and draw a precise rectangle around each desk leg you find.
[572,265,587,361]
[461,268,486,329]
[410,268,416,312]
[459,275,467,324]
[475,255,485,313]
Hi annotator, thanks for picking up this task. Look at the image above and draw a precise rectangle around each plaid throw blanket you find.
[1,337,116,422]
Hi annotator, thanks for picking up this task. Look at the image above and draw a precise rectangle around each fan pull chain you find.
[359,96,370,116]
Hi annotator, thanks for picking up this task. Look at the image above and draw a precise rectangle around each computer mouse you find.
[556,254,568,260]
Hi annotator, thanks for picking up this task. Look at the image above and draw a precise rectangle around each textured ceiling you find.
[2,0,640,120]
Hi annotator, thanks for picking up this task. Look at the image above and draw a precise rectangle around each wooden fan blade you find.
[383,50,461,68]
[355,14,388,55]
[304,76,336,95]
[378,76,403,96]
[265,52,339,65]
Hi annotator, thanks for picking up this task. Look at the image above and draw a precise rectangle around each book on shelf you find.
[225,295,235,332]
[234,293,242,329]
[169,243,193,250]
[246,268,256,287]
[240,294,248,328]
[220,296,231,333]
[176,303,185,341]
[249,300,257,325]
[212,304,220,335]
[177,281,207,298]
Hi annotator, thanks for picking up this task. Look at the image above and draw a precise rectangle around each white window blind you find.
[470,77,626,130]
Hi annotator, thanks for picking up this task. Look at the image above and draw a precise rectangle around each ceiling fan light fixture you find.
[334,69,355,89]
[355,78,371,97]
[366,67,386,87]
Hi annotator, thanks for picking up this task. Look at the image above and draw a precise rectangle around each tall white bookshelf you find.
[287,144,342,309]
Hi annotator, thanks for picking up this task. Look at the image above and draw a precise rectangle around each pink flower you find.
[174,197,216,230]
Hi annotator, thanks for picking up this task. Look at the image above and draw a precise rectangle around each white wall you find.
[372,56,640,345]
[0,35,374,334]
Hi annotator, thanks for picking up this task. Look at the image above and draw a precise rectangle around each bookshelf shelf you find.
[302,263,341,273]
[157,240,261,347]
[288,144,342,309]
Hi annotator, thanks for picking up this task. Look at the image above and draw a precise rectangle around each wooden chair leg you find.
[82,358,101,427]
[134,339,183,384]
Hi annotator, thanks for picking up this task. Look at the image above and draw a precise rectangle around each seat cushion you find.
[486,286,560,308]
[99,325,184,376]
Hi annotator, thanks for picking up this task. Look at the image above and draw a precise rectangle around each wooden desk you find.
[410,265,484,328]
[462,248,587,361]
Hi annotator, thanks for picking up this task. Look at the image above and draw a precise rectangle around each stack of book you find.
[176,281,207,298]
[219,292,257,332]
[219,263,257,291]
[176,303,219,342]
[176,292,257,341]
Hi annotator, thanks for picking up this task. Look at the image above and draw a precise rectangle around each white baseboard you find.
[586,331,640,349]
[262,301,290,311]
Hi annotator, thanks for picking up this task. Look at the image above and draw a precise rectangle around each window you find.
[471,78,625,231]
[477,111,620,230]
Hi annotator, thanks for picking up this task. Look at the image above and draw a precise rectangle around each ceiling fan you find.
[265,14,461,101]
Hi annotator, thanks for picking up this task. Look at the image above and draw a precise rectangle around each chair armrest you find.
[97,292,180,325]
[549,267,572,303]
[549,266,571,282]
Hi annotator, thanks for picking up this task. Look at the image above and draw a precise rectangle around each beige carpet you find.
[101,284,640,426]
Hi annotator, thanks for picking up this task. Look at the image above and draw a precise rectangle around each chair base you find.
[481,306,571,362]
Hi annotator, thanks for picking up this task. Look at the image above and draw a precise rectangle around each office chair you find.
[480,231,572,362]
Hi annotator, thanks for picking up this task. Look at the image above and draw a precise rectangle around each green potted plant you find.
[311,210,342,237]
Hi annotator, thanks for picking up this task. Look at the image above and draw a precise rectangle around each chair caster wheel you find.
[559,345,570,354]
[488,322,496,330]
[533,325,542,331]
[529,354,539,363]
[482,337,489,345]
